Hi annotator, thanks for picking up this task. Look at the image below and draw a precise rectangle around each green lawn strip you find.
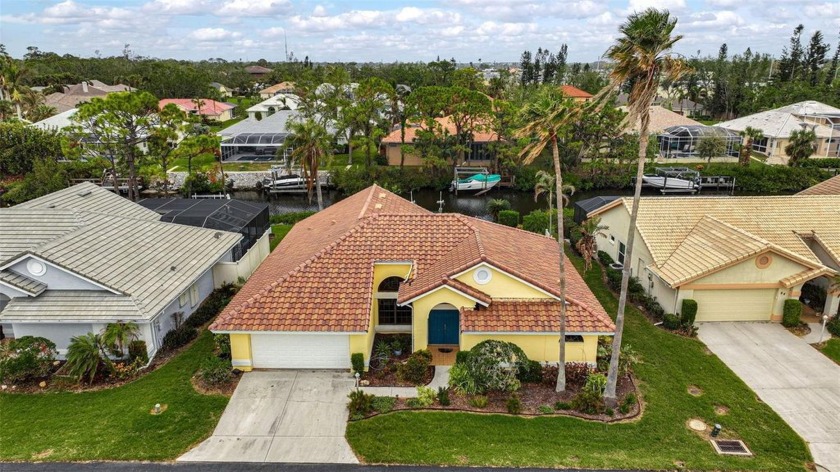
[270,224,293,251]
[819,338,840,364]
[346,252,811,471]
[0,331,228,461]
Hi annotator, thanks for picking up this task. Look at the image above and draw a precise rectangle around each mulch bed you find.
[363,373,640,422]
[361,333,433,387]
[786,323,811,337]
[191,370,243,396]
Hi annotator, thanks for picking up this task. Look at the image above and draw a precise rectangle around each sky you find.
[1,0,839,63]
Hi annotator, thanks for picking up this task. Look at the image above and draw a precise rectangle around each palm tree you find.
[514,86,582,393]
[534,170,575,237]
[65,333,112,384]
[487,198,511,221]
[0,57,32,120]
[101,322,139,359]
[785,128,817,167]
[285,118,331,210]
[595,8,689,407]
[738,126,763,166]
[576,217,610,271]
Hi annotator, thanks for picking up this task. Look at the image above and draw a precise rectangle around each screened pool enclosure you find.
[657,125,740,158]
[220,133,289,162]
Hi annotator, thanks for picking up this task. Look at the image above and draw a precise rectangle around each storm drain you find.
[711,439,752,456]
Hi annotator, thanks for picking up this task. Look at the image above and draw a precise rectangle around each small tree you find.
[101,322,140,359]
[785,128,817,166]
[576,217,609,271]
[464,340,531,393]
[697,135,727,163]
[738,126,763,166]
[486,198,511,221]
[65,333,112,384]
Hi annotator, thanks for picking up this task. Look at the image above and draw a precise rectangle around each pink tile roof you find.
[210,185,612,334]
[381,116,498,144]
[159,98,235,117]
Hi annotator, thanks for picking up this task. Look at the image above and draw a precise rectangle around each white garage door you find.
[251,333,350,369]
[693,289,776,322]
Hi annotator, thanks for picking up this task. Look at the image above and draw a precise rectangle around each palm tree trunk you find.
[552,135,567,393]
[314,167,324,211]
[604,109,650,407]
[399,123,406,170]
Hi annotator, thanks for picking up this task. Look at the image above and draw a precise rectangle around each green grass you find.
[170,153,276,173]
[819,338,840,365]
[346,252,811,471]
[0,331,228,461]
[270,224,293,251]
[206,116,245,133]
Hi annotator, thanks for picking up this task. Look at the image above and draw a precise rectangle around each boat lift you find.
[452,166,496,196]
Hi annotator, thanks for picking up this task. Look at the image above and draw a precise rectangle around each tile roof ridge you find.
[357,185,378,219]
[221,214,375,321]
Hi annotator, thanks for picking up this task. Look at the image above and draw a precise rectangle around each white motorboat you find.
[641,167,701,192]
[263,174,307,192]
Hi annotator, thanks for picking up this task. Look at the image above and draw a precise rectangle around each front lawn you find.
[820,338,840,365]
[0,331,228,461]
[346,252,811,471]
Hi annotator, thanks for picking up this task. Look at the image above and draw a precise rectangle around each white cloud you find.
[627,0,687,13]
[312,5,327,17]
[143,0,212,15]
[475,21,538,36]
[188,27,241,41]
[217,0,292,17]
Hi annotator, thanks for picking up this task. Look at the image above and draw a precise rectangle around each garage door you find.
[693,289,776,322]
[251,333,350,369]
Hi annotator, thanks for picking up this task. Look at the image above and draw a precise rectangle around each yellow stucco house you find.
[589,194,840,322]
[211,185,614,370]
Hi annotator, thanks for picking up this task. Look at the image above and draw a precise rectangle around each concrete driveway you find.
[698,323,840,472]
[178,370,358,464]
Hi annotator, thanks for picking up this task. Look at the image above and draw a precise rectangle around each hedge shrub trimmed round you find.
[782,299,802,328]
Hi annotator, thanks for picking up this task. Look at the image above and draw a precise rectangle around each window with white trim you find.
[189,284,199,307]
[377,276,412,325]
[618,242,626,265]
[179,292,188,307]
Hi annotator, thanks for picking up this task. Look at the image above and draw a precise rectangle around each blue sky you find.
[1,0,838,62]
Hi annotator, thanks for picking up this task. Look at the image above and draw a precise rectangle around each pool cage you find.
[657,125,740,158]
[220,132,290,162]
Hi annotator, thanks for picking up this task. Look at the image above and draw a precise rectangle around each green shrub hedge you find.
[663,313,682,331]
[0,336,57,383]
[681,299,698,326]
[128,340,149,365]
[498,210,520,227]
[827,317,840,337]
[161,326,198,352]
[351,352,365,375]
[782,299,802,328]
[269,211,317,225]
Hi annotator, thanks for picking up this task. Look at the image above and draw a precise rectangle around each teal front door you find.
[428,310,459,345]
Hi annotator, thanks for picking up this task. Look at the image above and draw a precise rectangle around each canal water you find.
[233,187,737,220]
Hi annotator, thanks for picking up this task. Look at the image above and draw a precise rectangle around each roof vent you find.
[77,190,92,197]
[379,192,386,198]
[214,232,222,239]
[170,266,177,271]
[710,439,751,456]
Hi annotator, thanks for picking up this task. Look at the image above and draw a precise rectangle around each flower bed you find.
[361,333,433,387]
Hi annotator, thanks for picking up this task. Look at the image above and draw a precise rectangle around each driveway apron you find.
[178,370,358,464]
[698,322,840,472]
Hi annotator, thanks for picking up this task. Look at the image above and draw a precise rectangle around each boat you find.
[262,174,307,192]
[451,173,501,192]
[641,167,701,192]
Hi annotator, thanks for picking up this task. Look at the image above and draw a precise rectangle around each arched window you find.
[377,276,412,325]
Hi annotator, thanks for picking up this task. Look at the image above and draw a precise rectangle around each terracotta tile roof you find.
[590,195,840,287]
[259,82,296,95]
[461,299,615,334]
[798,175,840,196]
[159,99,235,116]
[381,116,498,144]
[620,105,701,134]
[211,185,611,333]
[560,85,593,99]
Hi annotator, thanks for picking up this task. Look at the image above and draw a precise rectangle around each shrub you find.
[372,396,396,414]
[198,356,232,386]
[506,393,522,414]
[213,334,231,359]
[486,199,511,221]
[128,340,149,365]
[663,313,682,331]
[516,359,543,384]
[112,359,141,381]
[0,336,57,383]
[497,210,520,227]
[405,398,422,408]
[565,362,594,386]
[347,390,375,417]
[800,283,827,310]
[571,389,605,415]
[469,395,489,408]
[782,299,802,328]
[628,277,646,301]
[585,372,607,394]
[437,386,451,406]
[416,386,436,407]
[464,340,530,393]
[448,362,479,395]
[66,333,112,384]
[269,211,317,225]
[351,353,365,375]
[605,407,615,417]
[827,316,840,337]
[455,350,471,364]
[554,401,572,410]
[537,405,553,415]
[522,209,558,236]
[606,268,623,291]
[681,299,698,326]
[541,364,559,386]
[161,326,198,352]
[397,350,431,384]
[597,250,614,266]
[645,297,666,321]
[620,392,637,415]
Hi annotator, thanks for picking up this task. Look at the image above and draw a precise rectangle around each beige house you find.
[589,195,840,322]
[258,82,296,99]
[210,82,233,98]
[622,105,701,134]
[45,80,134,113]
[716,101,840,165]
[380,116,499,167]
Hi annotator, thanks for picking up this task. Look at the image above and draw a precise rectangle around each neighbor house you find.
[588,195,840,322]
[798,174,840,196]
[45,80,134,113]
[0,183,266,357]
[245,65,272,78]
[716,101,840,164]
[380,116,499,167]
[246,93,300,119]
[258,82,296,99]
[560,85,593,102]
[210,82,233,98]
[159,98,236,122]
[622,105,702,134]
[210,185,615,370]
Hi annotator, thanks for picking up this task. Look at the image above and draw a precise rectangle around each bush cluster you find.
[162,325,198,352]
[564,362,594,387]
[347,390,375,418]
[198,356,232,386]
[331,165,450,195]
[506,393,522,414]
[0,336,58,384]
[351,352,365,375]
[782,299,802,328]
[128,340,149,365]
[396,350,432,384]
[449,340,530,394]
[681,299,698,326]
[497,210,520,227]
[826,317,840,337]
[516,359,543,384]
[371,395,396,414]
